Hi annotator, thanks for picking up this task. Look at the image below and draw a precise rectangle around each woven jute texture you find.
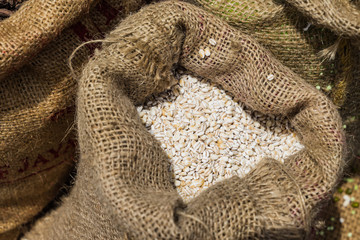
[0,0,145,79]
[189,4,360,237]
[0,0,144,238]
[319,36,360,240]
[23,1,346,239]
[285,0,360,39]
[192,0,360,107]
[0,0,95,80]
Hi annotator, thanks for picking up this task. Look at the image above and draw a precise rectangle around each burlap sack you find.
[320,38,360,240]
[191,0,359,108]
[23,1,345,239]
[285,0,360,39]
[191,4,360,235]
[0,0,144,238]
[0,0,96,80]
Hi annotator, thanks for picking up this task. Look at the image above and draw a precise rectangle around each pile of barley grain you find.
[137,75,303,202]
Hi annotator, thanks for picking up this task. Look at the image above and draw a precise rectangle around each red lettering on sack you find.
[0,165,10,180]
[44,106,75,123]
[1,139,76,184]
[18,157,29,173]
[48,109,65,122]
[96,0,120,25]
[63,139,76,154]
[48,143,63,158]
[33,155,50,168]
[71,1,122,55]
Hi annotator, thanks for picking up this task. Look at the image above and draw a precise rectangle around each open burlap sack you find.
[191,0,360,108]
[0,0,145,238]
[23,1,345,239]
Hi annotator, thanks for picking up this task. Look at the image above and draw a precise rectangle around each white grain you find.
[138,75,303,202]
[209,38,217,46]
[267,74,275,81]
[205,47,211,57]
[199,49,205,59]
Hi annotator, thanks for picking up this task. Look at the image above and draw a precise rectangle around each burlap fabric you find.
[319,34,360,240]
[193,0,360,39]
[0,0,144,238]
[23,1,345,239]
[189,2,360,236]
[285,0,360,39]
[0,0,145,80]
[0,0,95,80]
[192,0,360,107]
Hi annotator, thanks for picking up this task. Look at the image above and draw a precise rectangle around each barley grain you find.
[138,75,303,202]
[209,38,217,46]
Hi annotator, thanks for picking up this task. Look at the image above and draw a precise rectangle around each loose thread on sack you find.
[318,37,343,62]
[60,121,76,144]
[68,39,118,79]
[177,211,215,240]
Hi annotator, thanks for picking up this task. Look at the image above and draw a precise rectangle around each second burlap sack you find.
[0,0,145,238]
[24,1,345,239]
